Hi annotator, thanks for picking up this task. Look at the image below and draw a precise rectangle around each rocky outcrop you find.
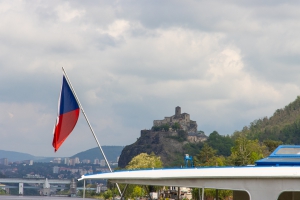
[118,131,189,168]
[118,107,207,168]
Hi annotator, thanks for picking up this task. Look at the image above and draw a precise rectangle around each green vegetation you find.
[263,139,283,152]
[234,96,300,144]
[194,143,225,167]
[192,188,232,200]
[152,122,181,132]
[172,122,181,130]
[195,143,217,164]
[207,131,234,156]
[77,184,98,198]
[227,135,268,166]
[152,124,170,131]
[113,153,163,199]
[193,134,271,167]
[126,152,163,169]
[191,96,300,167]
[166,130,188,142]
[183,143,204,157]
[0,189,6,195]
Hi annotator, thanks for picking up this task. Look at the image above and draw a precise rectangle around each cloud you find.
[1,0,300,156]
[8,112,14,119]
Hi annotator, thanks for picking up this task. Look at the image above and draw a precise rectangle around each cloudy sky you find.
[1,0,300,157]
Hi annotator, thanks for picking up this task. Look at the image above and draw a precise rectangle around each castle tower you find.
[175,106,181,116]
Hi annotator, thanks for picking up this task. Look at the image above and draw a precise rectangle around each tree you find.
[126,152,163,169]
[132,185,144,198]
[228,135,268,166]
[102,189,113,199]
[202,155,226,167]
[191,188,232,200]
[0,189,6,195]
[263,139,283,153]
[195,143,217,166]
[151,124,170,132]
[207,131,234,156]
[122,153,163,198]
[172,122,181,130]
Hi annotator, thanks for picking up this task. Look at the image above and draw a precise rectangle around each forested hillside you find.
[234,96,300,144]
[71,146,124,162]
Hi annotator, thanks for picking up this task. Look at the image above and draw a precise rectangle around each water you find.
[0,196,94,200]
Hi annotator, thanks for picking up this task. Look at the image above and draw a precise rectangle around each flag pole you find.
[61,67,122,195]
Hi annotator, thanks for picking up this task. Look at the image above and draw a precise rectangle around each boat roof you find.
[256,145,300,166]
[79,166,300,181]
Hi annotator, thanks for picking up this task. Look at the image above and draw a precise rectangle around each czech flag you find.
[52,75,80,152]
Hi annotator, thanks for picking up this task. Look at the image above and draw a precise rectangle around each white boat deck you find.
[79,166,300,200]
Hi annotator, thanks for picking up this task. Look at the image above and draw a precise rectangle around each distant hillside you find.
[71,146,124,162]
[0,146,124,163]
[0,150,36,162]
[235,96,300,144]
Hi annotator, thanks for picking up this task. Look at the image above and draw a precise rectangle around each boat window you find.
[275,148,300,155]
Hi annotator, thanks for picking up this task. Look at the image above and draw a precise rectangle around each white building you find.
[74,157,80,164]
[94,159,100,164]
[100,159,105,167]
[64,157,70,165]
[53,166,59,174]
[53,158,61,164]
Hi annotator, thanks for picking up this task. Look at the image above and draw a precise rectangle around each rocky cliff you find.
[118,130,193,168]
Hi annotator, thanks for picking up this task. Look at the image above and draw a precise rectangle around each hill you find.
[0,146,124,163]
[71,146,124,162]
[0,150,37,162]
[235,96,300,144]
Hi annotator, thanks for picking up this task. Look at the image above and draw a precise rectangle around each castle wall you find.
[189,120,197,133]
[142,130,206,143]
[141,129,178,137]
[165,117,172,123]
[186,114,190,122]
[153,119,167,126]
[190,120,196,124]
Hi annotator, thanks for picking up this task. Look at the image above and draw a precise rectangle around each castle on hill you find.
[153,106,198,133]
[141,106,207,143]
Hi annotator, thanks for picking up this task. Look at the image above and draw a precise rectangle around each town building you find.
[53,166,59,174]
[64,157,70,165]
[74,157,80,164]
[22,160,33,165]
[53,158,61,164]
[0,158,8,166]
[100,159,106,167]
[94,158,100,165]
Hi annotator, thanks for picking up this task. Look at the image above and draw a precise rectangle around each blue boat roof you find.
[255,145,300,166]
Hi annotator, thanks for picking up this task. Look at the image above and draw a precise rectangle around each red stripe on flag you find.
[52,108,80,152]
